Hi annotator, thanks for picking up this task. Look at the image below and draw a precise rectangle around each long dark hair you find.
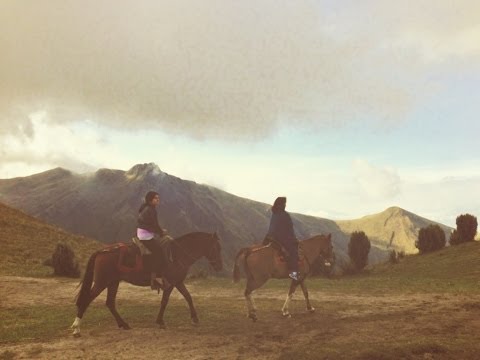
[138,191,159,213]
[271,197,286,213]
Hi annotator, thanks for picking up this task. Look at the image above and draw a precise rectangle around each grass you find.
[2,290,480,359]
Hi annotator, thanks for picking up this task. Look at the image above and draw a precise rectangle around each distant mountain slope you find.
[0,202,101,277]
[337,206,453,253]
[0,163,453,270]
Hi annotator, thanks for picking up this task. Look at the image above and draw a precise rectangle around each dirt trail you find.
[2,276,480,359]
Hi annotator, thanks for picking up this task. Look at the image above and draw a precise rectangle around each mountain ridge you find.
[0,163,454,271]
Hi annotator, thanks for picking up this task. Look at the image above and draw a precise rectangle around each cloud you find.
[400,175,480,227]
[0,112,118,177]
[0,0,424,141]
[353,159,402,199]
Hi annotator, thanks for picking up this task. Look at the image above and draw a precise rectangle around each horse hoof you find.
[120,323,131,330]
[308,307,316,313]
[73,332,81,338]
[248,314,257,322]
[282,313,292,318]
[192,317,199,325]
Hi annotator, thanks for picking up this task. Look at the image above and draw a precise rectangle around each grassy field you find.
[1,241,480,359]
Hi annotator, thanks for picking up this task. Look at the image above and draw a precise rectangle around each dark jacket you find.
[267,210,296,246]
[137,205,164,236]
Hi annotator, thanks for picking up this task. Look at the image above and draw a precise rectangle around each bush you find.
[348,231,371,271]
[415,224,446,254]
[51,242,80,278]
[451,214,478,245]
[449,229,460,245]
[389,250,400,264]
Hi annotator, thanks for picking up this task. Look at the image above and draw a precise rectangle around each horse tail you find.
[75,251,98,309]
[233,248,249,283]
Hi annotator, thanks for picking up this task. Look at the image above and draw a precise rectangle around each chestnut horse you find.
[233,234,334,321]
[71,232,222,336]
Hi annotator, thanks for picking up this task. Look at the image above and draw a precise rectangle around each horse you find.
[233,233,334,321]
[71,232,223,336]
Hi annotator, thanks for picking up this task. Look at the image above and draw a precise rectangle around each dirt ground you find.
[2,276,480,359]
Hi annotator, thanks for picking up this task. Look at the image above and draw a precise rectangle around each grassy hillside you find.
[362,239,480,293]
[336,206,453,254]
[0,202,102,277]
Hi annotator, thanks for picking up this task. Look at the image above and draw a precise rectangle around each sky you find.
[1,0,479,227]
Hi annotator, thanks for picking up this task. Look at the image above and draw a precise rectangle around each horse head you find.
[319,233,335,268]
[206,232,223,272]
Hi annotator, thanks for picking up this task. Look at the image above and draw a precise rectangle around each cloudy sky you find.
[1,0,479,226]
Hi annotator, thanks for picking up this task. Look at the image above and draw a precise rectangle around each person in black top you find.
[265,196,300,281]
[137,191,172,290]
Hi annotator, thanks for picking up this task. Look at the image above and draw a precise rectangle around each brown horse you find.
[233,233,334,321]
[71,232,223,336]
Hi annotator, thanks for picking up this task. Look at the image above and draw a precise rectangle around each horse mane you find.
[301,233,331,245]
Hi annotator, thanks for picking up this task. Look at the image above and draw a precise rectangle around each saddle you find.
[272,243,305,266]
[100,242,144,274]
[261,238,304,265]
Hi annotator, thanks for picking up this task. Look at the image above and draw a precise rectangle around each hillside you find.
[0,163,454,270]
[336,206,453,254]
[0,202,101,277]
[365,239,480,293]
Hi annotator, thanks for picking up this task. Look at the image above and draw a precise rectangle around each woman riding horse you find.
[137,191,172,290]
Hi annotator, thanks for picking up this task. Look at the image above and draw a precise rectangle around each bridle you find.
[205,233,222,270]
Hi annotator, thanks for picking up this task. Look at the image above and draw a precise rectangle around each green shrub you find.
[51,242,80,278]
[389,250,400,264]
[415,224,446,254]
[348,231,371,271]
[451,214,478,245]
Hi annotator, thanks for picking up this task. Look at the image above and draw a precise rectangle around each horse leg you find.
[300,280,315,312]
[281,280,299,318]
[71,283,107,337]
[175,282,199,325]
[244,281,258,322]
[106,281,131,330]
[156,285,174,328]
[244,278,267,322]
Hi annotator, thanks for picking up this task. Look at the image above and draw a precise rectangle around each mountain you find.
[0,163,452,271]
[0,202,101,277]
[337,206,453,253]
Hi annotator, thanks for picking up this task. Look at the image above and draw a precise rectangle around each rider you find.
[265,196,300,281]
[137,191,172,290]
